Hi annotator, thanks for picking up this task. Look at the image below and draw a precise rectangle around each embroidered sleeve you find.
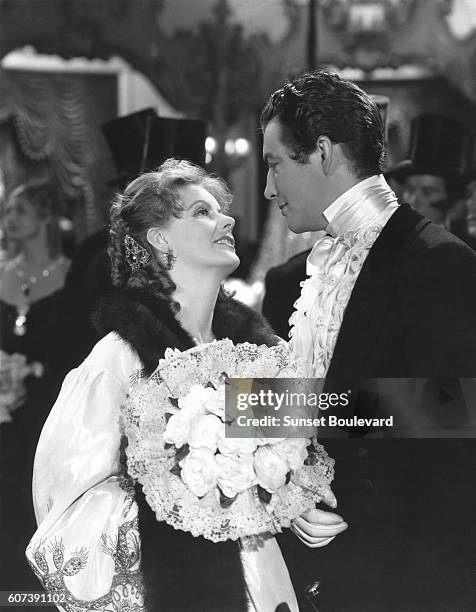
[27,479,145,612]
[26,345,146,611]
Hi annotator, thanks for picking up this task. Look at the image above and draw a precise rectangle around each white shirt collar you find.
[323,174,398,237]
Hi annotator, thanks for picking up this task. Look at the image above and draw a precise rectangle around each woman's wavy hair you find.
[109,158,233,311]
[4,181,62,257]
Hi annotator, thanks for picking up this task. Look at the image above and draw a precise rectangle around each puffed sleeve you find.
[26,334,145,611]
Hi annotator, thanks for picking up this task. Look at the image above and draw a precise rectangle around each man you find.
[399,172,447,224]
[261,71,476,611]
[263,112,475,339]
[449,167,476,251]
[387,113,470,226]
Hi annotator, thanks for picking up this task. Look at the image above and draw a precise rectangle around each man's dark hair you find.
[261,70,385,178]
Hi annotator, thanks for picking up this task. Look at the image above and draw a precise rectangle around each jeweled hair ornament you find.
[123,234,152,271]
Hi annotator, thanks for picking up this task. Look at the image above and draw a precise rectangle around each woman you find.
[26,160,344,611]
[0,181,71,588]
[0,181,70,399]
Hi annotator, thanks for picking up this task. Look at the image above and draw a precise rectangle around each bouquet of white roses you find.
[122,340,334,542]
[0,350,43,425]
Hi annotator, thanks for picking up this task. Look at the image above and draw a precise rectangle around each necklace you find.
[12,256,66,336]
[13,255,66,298]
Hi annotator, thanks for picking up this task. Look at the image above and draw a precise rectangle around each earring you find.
[123,234,151,271]
[162,248,177,270]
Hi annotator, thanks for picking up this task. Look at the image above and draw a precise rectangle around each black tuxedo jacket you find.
[263,248,311,340]
[264,205,476,611]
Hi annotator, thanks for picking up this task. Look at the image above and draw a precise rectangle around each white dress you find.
[26,332,299,612]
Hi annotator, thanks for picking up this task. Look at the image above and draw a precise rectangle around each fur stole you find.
[94,286,279,375]
[93,287,278,611]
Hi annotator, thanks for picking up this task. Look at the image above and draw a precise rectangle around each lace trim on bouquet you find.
[122,340,334,543]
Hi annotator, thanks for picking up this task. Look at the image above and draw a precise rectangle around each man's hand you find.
[291,489,348,548]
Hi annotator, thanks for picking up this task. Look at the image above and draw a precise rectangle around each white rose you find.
[203,387,225,419]
[189,414,223,451]
[256,437,285,446]
[163,411,192,448]
[179,448,218,497]
[254,446,288,493]
[216,453,256,498]
[274,439,309,471]
[178,385,208,419]
[218,431,258,457]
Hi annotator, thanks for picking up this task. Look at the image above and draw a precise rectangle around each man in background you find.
[387,113,471,227]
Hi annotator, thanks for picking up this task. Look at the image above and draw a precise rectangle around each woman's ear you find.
[146,227,169,253]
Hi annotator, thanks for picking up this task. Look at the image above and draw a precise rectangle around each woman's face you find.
[2,194,45,243]
[160,184,239,274]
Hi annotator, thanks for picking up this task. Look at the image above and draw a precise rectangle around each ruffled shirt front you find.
[289,175,399,377]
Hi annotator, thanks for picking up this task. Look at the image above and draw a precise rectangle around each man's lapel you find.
[326,204,429,378]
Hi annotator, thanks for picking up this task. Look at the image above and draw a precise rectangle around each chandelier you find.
[320,0,418,33]
[293,0,453,33]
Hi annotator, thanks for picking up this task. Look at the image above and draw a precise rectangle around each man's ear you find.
[316,136,333,173]
[146,227,169,252]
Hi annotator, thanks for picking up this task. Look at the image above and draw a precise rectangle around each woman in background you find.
[0,181,70,588]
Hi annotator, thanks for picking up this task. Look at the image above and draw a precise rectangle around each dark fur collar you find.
[93,286,278,375]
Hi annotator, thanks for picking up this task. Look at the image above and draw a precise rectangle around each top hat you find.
[386,114,473,187]
[102,109,207,188]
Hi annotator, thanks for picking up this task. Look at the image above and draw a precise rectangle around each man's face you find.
[402,174,447,224]
[262,118,329,233]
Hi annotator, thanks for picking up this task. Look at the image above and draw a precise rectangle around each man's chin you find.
[286,219,312,234]
[282,213,300,234]
[288,226,306,235]
[286,215,328,234]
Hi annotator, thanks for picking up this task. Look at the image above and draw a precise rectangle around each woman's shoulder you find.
[81,332,142,389]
